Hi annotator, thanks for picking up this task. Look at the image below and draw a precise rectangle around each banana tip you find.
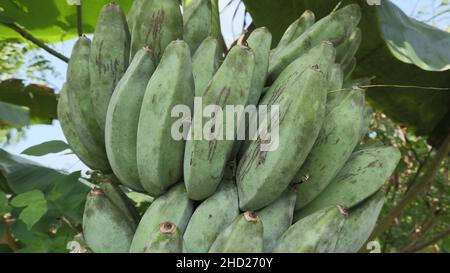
[244,211,260,223]
[160,222,177,234]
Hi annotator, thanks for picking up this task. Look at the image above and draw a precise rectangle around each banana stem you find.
[402,227,450,253]
[1,21,69,63]
[370,131,450,240]
[77,1,83,37]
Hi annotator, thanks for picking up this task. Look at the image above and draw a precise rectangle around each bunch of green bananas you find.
[58,1,401,253]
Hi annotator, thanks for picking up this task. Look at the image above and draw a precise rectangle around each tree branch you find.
[403,227,450,253]
[77,2,83,36]
[1,22,69,63]
[370,131,450,240]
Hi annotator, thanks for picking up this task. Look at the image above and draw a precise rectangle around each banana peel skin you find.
[334,190,385,253]
[237,44,334,211]
[259,188,296,252]
[209,212,263,253]
[105,47,156,191]
[129,183,193,253]
[143,222,184,253]
[90,3,130,132]
[184,42,255,201]
[294,145,400,220]
[82,188,136,253]
[57,86,110,172]
[268,4,361,83]
[137,40,195,197]
[183,180,239,253]
[273,205,347,253]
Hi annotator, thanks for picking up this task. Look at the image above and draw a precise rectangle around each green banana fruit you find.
[183,0,222,55]
[105,47,156,191]
[143,222,183,253]
[209,212,263,253]
[99,179,140,225]
[126,0,145,33]
[183,180,239,253]
[268,4,361,82]
[57,86,110,172]
[192,37,219,96]
[237,42,336,161]
[130,0,182,60]
[359,105,373,141]
[137,40,194,197]
[292,78,366,210]
[294,145,400,220]
[129,183,193,253]
[66,37,105,151]
[247,27,272,106]
[184,42,255,200]
[335,190,385,253]
[82,188,136,253]
[343,57,357,79]
[271,10,315,58]
[259,187,296,252]
[90,3,130,132]
[230,28,272,160]
[273,205,347,253]
[237,45,334,211]
[336,28,362,66]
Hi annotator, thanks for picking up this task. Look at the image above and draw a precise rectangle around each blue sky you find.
[2,0,449,172]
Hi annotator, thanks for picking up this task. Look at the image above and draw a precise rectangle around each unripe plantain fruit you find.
[183,180,239,253]
[292,67,366,210]
[129,183,193,253]
[336,28,362,66]
[273,205,347,253]
[90,3,130,131]
[126,0,145,33]
[237,42,336,161]
[57,86,110,172]
[142,222,183,253]
[105,47,156,191]
[82,188,136,253]
[209,212,263,253]
[66,37,105,152]
[192,37,219,97]
[183,0,222,55]
[259,187,296,252]
[246,27,272,106]
[335,190,385,253]
[137,40,194,197]
[130,0,182,60]
[268,4,361,82]
[99,179,140,226]
[294,145,400,221]
[184,41,255,201]
[230,28,272,160]
[271,10,315,58]
[237,44,334,211]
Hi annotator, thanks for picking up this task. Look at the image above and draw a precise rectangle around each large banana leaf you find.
[243,0,450,141]
[0,0,133,42]
[0,79,57,126]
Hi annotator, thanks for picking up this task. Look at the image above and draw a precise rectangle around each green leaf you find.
[0,101,29,127]
[21,140,69,156]
[0,0,133,42]
[11,190,48,230]
[242,0,450,138]
[0,221,5,238]
[0,191,10,215]
[0,148,72,194]
[0,79,57,126]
